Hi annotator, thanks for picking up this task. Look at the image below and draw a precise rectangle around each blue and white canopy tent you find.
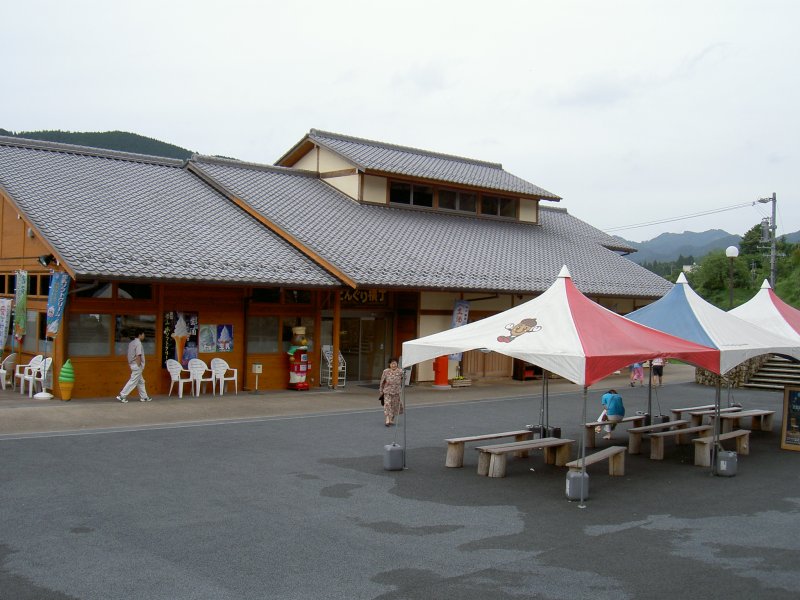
[626,273,800,470]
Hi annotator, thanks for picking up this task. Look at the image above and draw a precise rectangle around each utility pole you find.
[757,193,777,287]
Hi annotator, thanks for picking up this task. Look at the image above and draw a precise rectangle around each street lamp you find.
[725,245,739,309]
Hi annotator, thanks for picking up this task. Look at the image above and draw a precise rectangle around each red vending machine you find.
[288,326,310,390]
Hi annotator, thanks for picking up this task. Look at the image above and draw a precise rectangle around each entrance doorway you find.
[322,316,391,382]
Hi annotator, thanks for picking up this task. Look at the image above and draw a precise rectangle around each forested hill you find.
[0,129,193,160]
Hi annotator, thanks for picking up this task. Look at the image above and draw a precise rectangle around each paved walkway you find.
[0,365,698,435]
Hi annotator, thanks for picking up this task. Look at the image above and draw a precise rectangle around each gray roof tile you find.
[0,137,340,286]
[290,129,561,200]
[193,157,670,298]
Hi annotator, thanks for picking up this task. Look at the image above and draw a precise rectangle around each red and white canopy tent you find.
[401,267,720,501]
[402,267,719,385]
[730,279,800,344]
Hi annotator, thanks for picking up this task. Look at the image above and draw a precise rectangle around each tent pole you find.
[544,371,549,429]
[647,362,653,424]
[712,377,722,475]
[401,368,408,469]
[538,371,546,433]
[579,386,588,508]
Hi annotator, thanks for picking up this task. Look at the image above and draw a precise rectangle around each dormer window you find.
[390,182,433,207]
[388,180,519,220]
[439,189,477,214]
[481,194,517,218]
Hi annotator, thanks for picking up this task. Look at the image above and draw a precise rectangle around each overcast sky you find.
[3,0,796,242]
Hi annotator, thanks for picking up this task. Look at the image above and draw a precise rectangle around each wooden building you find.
[0,131,670,399]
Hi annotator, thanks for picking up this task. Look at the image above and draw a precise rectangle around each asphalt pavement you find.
[1,366,798,599]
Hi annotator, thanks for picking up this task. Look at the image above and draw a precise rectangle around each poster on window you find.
[198,324,217,353]
[163,311,198,368]
[216,325,233,352]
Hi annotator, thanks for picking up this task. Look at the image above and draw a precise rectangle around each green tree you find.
[739,222,765,256]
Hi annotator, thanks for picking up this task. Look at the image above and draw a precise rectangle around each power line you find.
[603,201,755,233]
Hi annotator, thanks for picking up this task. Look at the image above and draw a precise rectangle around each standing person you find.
[600,389,625,440]
[379,357,404,427]
[630,362,644,386]
[651,357,665,386]
[116,329,152,403]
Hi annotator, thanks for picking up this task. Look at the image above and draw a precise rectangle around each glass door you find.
[359,317,387,382]
[326,316,390,382]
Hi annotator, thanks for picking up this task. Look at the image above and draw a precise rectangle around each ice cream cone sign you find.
[59,359,75,401]
[172,314,190,366]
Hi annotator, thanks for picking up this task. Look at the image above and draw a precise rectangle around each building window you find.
[389,182,433,208]
[439,189,477,214]
[247,316,279,353]
[75,281,114,298]
[115,315,156,356]
[252,288,281,303]
[282,317,315,353]
[117,283,152,300]
[67,313,112,356]
[284,289,312,304]
[481,194,517,218]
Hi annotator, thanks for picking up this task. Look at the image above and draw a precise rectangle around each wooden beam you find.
[187,162,357,289]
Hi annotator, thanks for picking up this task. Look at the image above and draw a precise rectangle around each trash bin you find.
[383,443,404,471]
[716,450,737,477]
[566,470,589,500]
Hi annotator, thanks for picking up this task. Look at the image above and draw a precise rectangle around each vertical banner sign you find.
[448,300,471,361]
[14,270,28,342]
[45,272,71,337]
[0,298,11,348]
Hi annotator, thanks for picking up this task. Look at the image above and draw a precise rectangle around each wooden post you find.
[332,291,340,388]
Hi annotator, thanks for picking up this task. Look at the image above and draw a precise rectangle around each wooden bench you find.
[648,425,712,460]
[445,430,533,467]
[566,446,626,476]
[584,415,645,448]
[688,406,742,427]
[710,409,776,433]
[692,429,750,467]
[627,420,688,455]
[475,437,575,478]
[670,404,715,421]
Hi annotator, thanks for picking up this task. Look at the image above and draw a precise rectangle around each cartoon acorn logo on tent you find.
[497,318,542,343]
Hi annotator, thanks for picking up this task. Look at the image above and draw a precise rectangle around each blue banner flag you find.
[448,300,470,361]
[46,272,71,337]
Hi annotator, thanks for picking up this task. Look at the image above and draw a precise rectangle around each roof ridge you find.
[0,135,184,167]
[309,129,504,170]
[540,205,568,213]
[191,154,319,178]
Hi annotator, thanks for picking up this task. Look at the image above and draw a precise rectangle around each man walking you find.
[116,329,152,403]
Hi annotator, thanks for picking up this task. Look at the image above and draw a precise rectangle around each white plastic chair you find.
[166,359,192,398]
[210,358,238,395]
[0,353,17,390]
[188,358,215,397]
[15,355,43,395]
[25,357,53,397]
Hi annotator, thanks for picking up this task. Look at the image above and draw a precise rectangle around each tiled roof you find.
[0,137,341,286]
[192,157,671,298]
[283,129,561,200]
